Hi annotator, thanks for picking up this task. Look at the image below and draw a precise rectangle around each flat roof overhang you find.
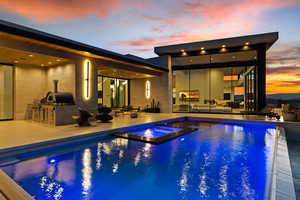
[0,20,168,73]
[154,32,278,56]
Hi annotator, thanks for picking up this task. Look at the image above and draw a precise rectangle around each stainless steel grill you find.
[41,91,75,105]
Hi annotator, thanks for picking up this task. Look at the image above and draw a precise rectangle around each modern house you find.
[0,20,278,122]
[155,32,278,113]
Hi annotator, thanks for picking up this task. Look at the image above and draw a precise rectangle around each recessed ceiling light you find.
[29,54,33,57]
[245,42,250,45]
[14,60,19,63]
[222,45,226,48]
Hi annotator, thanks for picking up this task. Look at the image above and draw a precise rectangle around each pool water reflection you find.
[1,121,276,200]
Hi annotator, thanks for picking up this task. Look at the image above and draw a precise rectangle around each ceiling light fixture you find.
[222,45,226,48]
[200,49,206,54]
[201,47,205,50]
[14,60,19,63]
[245,42,250,45]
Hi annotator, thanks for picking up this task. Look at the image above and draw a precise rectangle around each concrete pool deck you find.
[0,113,281,151]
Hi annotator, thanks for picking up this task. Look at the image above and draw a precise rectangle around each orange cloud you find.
[0,0,121,22]
[267,66,300,94]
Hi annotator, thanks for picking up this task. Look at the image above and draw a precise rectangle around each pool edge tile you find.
[272,128,296,200]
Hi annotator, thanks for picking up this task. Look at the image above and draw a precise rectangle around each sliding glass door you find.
[244,67,256,111]
[97,76,129,108]
[172,66,254,113]
[0,65,13,120]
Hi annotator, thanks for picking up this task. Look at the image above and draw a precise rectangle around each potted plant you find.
[144,99,160,113]
[282,104,297,121]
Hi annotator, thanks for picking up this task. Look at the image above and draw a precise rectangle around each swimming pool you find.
[1,119,277,200]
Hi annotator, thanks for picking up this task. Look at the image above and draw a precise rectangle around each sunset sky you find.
[0,0,300,94]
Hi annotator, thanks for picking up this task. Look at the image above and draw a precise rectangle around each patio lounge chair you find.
[72,108,93,126]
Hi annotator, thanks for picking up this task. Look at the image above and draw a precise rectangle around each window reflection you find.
[96,143,103,170]
[82,149,92,197]
[143,143,152,158]
[134,152,141,166]
[40,176,64,200]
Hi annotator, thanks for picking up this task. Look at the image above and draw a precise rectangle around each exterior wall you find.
[14,63,77,120]
[45,63,76,96]
[14,65,46,119]
[130,72,170,113]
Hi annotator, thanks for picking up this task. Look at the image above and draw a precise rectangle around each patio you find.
[0,113,278,151]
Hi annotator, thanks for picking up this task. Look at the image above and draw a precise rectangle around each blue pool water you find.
[119,125,184,138]
[1,120,276,200]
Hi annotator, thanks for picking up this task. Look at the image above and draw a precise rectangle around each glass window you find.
[189,69,210,112]
[172,70,190,112]
[0,65,13,120]
[97,76,103,105]
[98,76,129,108]
[172,66,255,113]
[231,67,246,113]
[210,67,232,113]
[245,67,256,111]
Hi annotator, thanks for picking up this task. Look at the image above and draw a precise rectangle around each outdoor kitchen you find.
[27,79,78,126]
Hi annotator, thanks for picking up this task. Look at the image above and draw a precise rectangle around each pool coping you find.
[0,170,34,200]
[270,127,296,200]
[0,116,296,200]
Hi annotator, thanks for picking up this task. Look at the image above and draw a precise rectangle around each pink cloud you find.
[184,0,300,20]
[115,0,300,53]
[0,0,121,22]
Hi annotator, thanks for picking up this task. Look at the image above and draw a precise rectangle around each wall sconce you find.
[83,59,91,100]
[145,80,151,99]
